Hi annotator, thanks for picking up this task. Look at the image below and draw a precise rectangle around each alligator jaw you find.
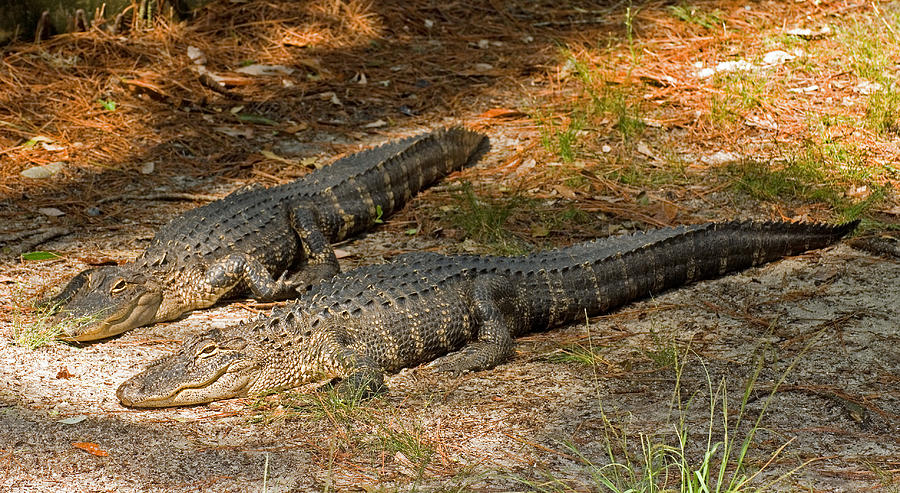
[117,365,253,408]
[59,291,164,342]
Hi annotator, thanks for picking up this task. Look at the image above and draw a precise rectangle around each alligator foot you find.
[331,370,386,402]
[428,342,509,376]
[286,262,342,294]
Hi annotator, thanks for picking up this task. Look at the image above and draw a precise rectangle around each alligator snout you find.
[116,376,140,407]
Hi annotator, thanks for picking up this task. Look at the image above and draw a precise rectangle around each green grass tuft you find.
[448,183,530,255]
[644,330,679,369]
[515,348,811,492]
[248,383,376,425]
[12,312,64,349]
[668,4,725,30]
[375,419,434,471]
[247,386,435,482]
[547,343,609,367]
[537,111,584,163]
[534,51,645,154]
[725,135,888,220]
[570,54,645,141]
[11,300,97,349]
[607,158,689,188]
[838,19,895,83]
[728,159,837,205]
[866,88,900,135]
[708,72,767,123]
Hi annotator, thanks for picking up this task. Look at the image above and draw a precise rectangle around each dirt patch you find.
[1,0,899,491]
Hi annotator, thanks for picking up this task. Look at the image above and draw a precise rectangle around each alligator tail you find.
[328,127,488,239]
[509,220,858,332]
[368,126,488,215]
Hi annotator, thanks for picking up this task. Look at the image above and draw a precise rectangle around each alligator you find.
[44,126,488,342]
[116,219,858,407]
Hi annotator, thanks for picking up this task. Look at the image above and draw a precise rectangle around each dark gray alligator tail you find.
[511,220,859,330]
[330,126,488,239]
[363,126,488,215]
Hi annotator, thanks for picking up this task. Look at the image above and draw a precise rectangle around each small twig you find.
[533,17,614,27]
[501,432,578,461]
[95,192,221,205]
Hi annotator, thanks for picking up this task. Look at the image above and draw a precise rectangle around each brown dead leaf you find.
[478,108,526,119]
[56,367,74,379]
[554,184,577,199]
[122,78,169,100]
[72,442,108,457]
[653,202,680,224]
[282,122,309,134]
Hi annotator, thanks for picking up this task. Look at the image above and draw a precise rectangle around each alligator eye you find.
[109,279,127,294]
[197,344,218,359]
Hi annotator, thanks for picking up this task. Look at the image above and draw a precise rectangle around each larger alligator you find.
[45,127,488,341]
[116,219,857,407]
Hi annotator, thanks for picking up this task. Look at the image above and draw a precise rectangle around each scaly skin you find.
[116,220,858,407]
[44,127,488,341]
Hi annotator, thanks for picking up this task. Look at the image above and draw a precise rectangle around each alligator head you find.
[116,313,351,407]
[52,265,164,342]
[117,328,263,407]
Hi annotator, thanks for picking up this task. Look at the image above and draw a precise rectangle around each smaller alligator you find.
[117,219,857,407]
[44,127,488,341]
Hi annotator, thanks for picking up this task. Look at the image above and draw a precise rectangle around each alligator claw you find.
[271,270,300,297]
[428,351,480,376]
[285,263,341,294]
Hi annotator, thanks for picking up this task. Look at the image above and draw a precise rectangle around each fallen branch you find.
[0,227,70,254]
[95,192,221,205]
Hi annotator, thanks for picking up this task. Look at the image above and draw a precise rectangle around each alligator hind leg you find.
[430,275,517,375]
[284,206,341,291]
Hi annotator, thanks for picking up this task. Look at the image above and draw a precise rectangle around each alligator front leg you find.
[286,206,341,290]
[203,254,298,301]
[333,354,386,401]
[429,275,518,375]
[318,324,386,400]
